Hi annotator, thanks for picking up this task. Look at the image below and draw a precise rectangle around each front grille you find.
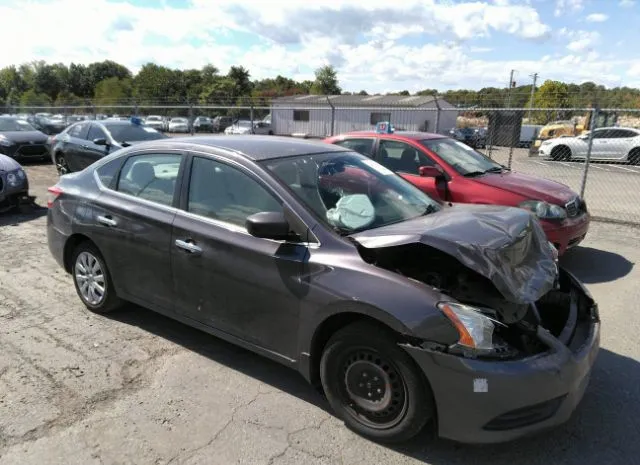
[483,396,565,431]
[16,143,48,157]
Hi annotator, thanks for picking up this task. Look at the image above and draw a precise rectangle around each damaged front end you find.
[351,204,599,359]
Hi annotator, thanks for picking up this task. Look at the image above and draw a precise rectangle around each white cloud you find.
[620,0,635,6]
[585,13,609,22]
[559,29,600,53]
[554,0,585,17]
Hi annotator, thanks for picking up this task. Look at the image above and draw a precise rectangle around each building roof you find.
[271,94,440,107]
[145,135,350,161]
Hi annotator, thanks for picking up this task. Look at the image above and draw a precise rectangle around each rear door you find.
[90,151,184,311]
[60,122,90,172]
[601,129,636,159]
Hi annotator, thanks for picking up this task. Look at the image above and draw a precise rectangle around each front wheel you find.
[551,145,571,161]
[628,148,640,165]
[55,153,70,175]
[71,242,123,313]
[320,322,433,443]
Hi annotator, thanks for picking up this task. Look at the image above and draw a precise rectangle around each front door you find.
[374,139,444,200]
[89,151,184,310]
[77,124,111,169]
[171,155,307,359]
[61,122,90,172]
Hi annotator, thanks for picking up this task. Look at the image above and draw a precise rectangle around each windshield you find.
[147,116,161,121]
[421,138,503,176]
[0,118,36,132]
[236,120,252,127]
[171,118,187,123]
[263,152,441,234]
[105,124,167,142]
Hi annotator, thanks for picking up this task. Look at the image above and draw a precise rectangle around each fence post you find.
[580,107,598,199]
[325,96,335,136]
[189,103,194,135]
[433,94,441,134]
[250,104,254,133]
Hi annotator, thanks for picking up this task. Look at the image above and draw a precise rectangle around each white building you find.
[270,94,458,138]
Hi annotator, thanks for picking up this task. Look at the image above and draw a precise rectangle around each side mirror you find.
[418,165,444,178]
[246,211,292,240]
[93,138,108,146]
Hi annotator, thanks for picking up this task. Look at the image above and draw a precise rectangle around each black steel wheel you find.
[551,145,571,161]
[320,321,433,443]
[55,153,70,175]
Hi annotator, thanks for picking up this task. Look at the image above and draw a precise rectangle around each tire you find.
[55,153,70,175]
[320,321,433,443]
[628,148,640,165]
[268,130,274,135]
[71,242,123,313]
[551,145,571,161]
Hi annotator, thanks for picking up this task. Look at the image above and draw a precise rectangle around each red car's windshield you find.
[421,138,503,176]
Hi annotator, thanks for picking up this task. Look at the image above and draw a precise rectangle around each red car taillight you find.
[47,186,63,208]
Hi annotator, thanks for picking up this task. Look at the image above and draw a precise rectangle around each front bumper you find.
[402,273,600,444]
[541,213,590,256]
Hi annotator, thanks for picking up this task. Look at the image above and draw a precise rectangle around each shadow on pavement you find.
[561,246,634,283]
[109,305,640,465]
[0,202,47,227]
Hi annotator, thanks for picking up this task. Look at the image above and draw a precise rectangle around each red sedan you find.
[323,128,589,255]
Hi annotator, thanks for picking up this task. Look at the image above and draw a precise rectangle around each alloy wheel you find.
[74,251,106,306]
[56,155,70,175]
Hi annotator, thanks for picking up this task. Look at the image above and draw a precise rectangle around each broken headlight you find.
[518,200,567,220]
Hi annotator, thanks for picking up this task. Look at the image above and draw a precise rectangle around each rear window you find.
[105,124,167,142]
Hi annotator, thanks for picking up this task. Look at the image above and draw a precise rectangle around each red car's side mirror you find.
[418,165,443,178]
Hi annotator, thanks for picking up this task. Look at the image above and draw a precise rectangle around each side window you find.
[87,124,107,142]
[334,138,374,156]
[377,140,434,175]
[370,112,391,125]
[116,153,181,206]
[592,130,610,139]
[609,129,636,138]
[187,157,282,228]
[293,110,310,122]
[68,122,88,139]
[96,157,124,188]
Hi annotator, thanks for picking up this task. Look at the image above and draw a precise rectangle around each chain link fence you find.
[4,102,640,225]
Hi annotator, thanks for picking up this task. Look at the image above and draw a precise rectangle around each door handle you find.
[82,144,89,149]
[175,239,202,255]
[96,215,117,227]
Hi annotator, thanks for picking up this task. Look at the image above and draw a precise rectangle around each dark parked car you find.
[0,154,30,212]
[47,136,599,444]
[212,115,235,132]
[193,116,214,132]
[50,117,168,174]
[30,114,68,135]
[0,116,50,161]
[449,127,486,149]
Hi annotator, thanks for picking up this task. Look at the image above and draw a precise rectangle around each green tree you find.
[68,63,93,98]
[530,80,571,123]
[19,89,51,107]
[94,77,132,105]
[311,65,341,95]
[87,60,132,88]
[227,66,252,96]
[133,63,181,104]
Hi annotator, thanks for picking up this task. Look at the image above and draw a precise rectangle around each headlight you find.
[541,140,552,146]
[7,172,18,186]
[518,200,567,219]
[16,169,26,180]
[0,136,13,147]
[438,302,502,350]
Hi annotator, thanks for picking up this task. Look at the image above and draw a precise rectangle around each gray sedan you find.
[0,154,30,212]
[46,135,600,444]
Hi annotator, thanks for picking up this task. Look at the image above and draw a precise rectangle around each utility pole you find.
[506,69,516,108]
[528,72,539,121]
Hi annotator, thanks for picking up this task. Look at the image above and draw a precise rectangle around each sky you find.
[0,0,638,93]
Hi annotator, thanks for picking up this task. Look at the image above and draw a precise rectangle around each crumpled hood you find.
[0,130,48,144]
[350,204,557,304]
[0,154,22,171]
[474,171,576,204]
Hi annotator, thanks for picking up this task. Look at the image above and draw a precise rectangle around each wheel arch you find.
[63,233,97,273]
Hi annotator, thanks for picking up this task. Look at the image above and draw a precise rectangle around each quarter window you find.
[187,157,282,228]
[293,110,310,122]
[116,153,181,206]
[96,158,124,188]
[68,122,88,139]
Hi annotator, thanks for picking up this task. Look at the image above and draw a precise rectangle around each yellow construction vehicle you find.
[529,110,618,155]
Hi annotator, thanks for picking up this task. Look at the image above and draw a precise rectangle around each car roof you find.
[136,135,351,161]
[335,130,446,140]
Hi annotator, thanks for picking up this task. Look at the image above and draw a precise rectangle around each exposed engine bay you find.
[356,242,596,357]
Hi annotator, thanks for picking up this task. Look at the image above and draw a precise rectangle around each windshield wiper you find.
[420,204,437,216]
[463,170,487,177]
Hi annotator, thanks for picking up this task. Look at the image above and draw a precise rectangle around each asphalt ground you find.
[0,160,638,465]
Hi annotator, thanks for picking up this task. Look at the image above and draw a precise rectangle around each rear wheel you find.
[320,322,433,443]
[628,148,640,165]
[551,145,571,161]
[55,153,70,175]
[71,242,123,313]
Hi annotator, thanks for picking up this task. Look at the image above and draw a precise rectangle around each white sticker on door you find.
[473,378,488,393]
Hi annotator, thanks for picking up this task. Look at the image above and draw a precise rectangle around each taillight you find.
[47,186,63,208]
